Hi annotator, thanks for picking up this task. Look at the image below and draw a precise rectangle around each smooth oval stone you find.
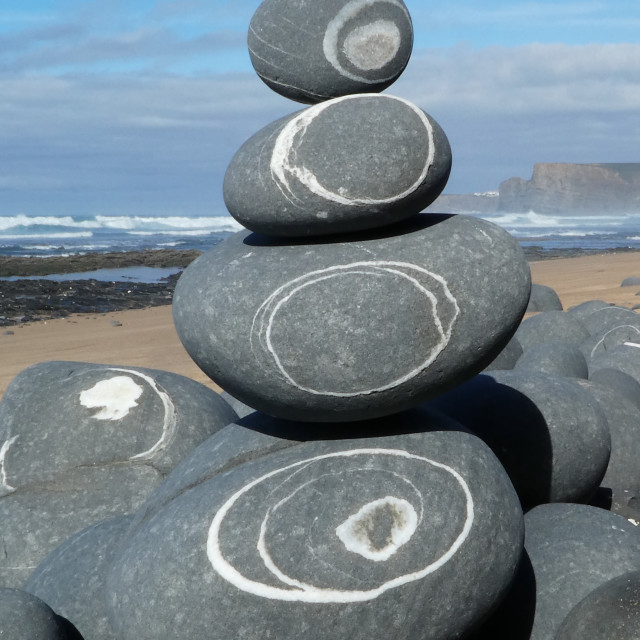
[526,283,563,312]
[566,299,610,322]
[580,323,640,362]
[427,370,611,508]
[483,335,523,372]
[224,94,451,237]
[556,571,640,639]
[248,0,413,103]
[524,504,640,640]
[622,277,640,287]
[468,504,640,640]
[173,214,531,422]
[122,406,472,537]
[0,588,82,639]
[576,379,640,491]
[514,310,590,352]
[581,306,640,336]
[24,516,132,640]
[589,368,640,411]
[590,342,640,386]
[106,430,523,640]
[514,341,588,378]
[0,361,237,586]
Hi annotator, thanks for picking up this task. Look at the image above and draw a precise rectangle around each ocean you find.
[1,211,639,281]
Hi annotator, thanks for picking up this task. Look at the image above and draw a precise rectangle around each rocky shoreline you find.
[1,246,638,326]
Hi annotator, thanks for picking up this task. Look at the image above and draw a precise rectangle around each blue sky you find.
[1,0,640,216]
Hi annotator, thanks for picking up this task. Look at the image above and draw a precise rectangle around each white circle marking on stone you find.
[270,93,435,207]
[79,376,144,421]
[342,20,401,71]
[323,0,410,83]
[590,325,640,359]
[335,496,418,561]
[250,261,459,397]
[207,448,474,603]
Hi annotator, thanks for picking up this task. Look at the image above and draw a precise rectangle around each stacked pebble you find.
[2,2,640,639]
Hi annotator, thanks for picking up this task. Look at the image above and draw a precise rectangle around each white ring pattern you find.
[207,448,475,603]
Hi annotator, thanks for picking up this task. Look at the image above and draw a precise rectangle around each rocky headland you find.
[499,163,640,214]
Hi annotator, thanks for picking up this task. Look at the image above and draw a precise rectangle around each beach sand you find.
[1,251,639,400]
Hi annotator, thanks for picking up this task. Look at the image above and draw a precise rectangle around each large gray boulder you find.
[0,588,82,639]
[427,370,611,508]
[223,94,451,237]
[173,214,531,422]
[0,361,237,586]
[526,283,563,312]
[106,429,523,640]
[24,515,133,640]
[248,0,413,103]
[514,310,590,352]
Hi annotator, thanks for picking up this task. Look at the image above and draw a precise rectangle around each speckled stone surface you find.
[526,283,563,312]
[24,515,132,640]
[580,323,640,362]
[524,504,640,640]
[427,370,611,508]
[105,430,523,640]
[248,0,413,103]
[556,571,640,639]
[581,305,640,336]
[0,588,82,639]
[514,310,590,352]
[590,342,640,386]
[483,336,523,372]
[173,214,531,422]
[223,94,451,237]
[0,361,237,586]
[514,341,588,379]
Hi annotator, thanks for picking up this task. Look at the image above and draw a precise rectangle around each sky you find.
[1,0,640,217]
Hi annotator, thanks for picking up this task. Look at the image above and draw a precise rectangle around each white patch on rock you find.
[335,496,418,561]
[624,342,640,349]
[342,20,401,71]
[80,376,143,421]
[323,0,409,83]
[0,435,18,494]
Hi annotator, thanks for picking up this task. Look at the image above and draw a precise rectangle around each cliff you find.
[498,163,640,214]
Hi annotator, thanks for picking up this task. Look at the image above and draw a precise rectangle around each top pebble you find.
[248,0,414,103]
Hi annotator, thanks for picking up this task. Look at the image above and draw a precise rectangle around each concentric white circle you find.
[207,448,475,603]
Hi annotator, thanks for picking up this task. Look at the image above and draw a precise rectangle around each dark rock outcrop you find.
[498,163,640,214]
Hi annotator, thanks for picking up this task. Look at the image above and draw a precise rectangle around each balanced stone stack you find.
[101,1,531,639]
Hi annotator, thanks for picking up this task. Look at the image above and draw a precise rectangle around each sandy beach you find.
[1,251,639,400]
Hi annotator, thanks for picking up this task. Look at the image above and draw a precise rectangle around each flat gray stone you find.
[427,370,611,508]
[581,306,640,336]
[589,368,640,410]
[576,379,640,490]
[223,94,451,237]
[0,361,237,586]
[580,323,640,362]
[556,571,640,639]
[483,335,523,372]
[566,299,610,322]
[106,430,523,640]
[248,0,413,103]
[24,515,132,640]
[525,504,640,640]
[121,406,472,537]
[526,283,563,312]
[621,276,640,287]
[0,588,82,639]
[469,504,640,640]
[590,342,640,387]
[514,310,590,352]
[514,341,588,379]
[173,214,531,421]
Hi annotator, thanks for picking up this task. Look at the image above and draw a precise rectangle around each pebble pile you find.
[1,2,640,639]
